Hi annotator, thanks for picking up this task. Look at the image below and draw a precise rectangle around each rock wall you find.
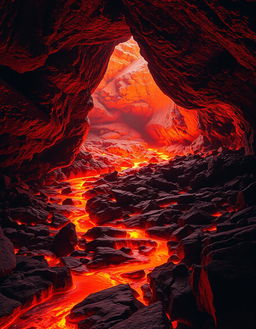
[1,0,256,177]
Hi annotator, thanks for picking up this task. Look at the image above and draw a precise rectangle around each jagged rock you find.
[86,237,157,252]
[121,270,145,280]
[0,228,16,277]
[61,257,88,273]
[0,293,21,326]
[84,226,126,239]
[62,198,75,206]
[141,283,153,303]
[146,224,178,240]
[86,196,124,225]
[52,223,77,257]
[111,302,171,329]
[68,284,143,329]
[148,263,201,326]
[179,209,213,226]
[87,247,135,269]
[193,225,256,329]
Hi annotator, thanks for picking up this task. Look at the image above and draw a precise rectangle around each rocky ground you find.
[1,149,256,328]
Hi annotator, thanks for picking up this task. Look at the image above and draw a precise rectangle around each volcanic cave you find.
[1,1,256,329]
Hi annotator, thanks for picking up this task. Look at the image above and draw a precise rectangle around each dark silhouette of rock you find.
[68,284,143,329]
[52,223,77,257]
[111,301,171,329]
[0,228,16,277]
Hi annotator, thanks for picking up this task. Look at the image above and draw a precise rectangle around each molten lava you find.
[9,168,170,329]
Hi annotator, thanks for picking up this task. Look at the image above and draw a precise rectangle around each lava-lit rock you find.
[148,262,201,326]
[68,284,143,329]
[84,226,127,239]
[121,270,145,280]
[193,225,256,329]
[0,293,21,326]
[111,301,171,329]
[86,237,157,252]
[0,228,16,278]
[52,223,77,257]
[87,247,135,269]
[146,224,178,240]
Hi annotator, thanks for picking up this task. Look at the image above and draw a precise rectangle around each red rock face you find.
[89,39,248,153]
[122,0,256,149]
[0,1,130,177]
[0,0,255,177]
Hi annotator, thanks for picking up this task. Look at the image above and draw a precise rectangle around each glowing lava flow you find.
[9,173,170,329]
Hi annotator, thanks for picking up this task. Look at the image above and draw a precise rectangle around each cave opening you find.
[1,2,256,329]
[73,38,248,178]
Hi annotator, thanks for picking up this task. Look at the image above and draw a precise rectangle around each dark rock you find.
[148,262,200,326]
[15,255,48,272]
[61,187,72,195]
[0,274,52,304]
[25,266,72,290]
[86,196,124,225]
[50,213,70,228]
[103,171,118,182]
[68,284,143,329]
[146,224,178,240]
[62,198,75,206]
[9,206,50,224]
[111,302,171,329]
[87,247,135,268]
[0,227,16,277]
[141,283,153,303]
[86,237,157,252]
[178,230,203,265]
[179,209,212,226]
[121,270,145,280]
[170,225,194,242]
[193,225,256,329]
[111,189,139,208]
[238,182,256,207]
[120,247,132,255]
[84,226,126,239]
[0,293,21,326]
[61,257,88,273]
[52,223,77,257]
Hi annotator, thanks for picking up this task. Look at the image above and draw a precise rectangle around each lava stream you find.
[9,171,170,329]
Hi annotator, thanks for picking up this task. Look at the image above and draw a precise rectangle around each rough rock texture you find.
[89,38,247,152]
[0,1,130,177]
[68,284,143,329]
[1,0,256,178]
[52,222,77,257]
[0,227,16,277]
[123,0,256,151]
[111,301,171,329]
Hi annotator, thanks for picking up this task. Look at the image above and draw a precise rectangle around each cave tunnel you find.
[1,1,256,329]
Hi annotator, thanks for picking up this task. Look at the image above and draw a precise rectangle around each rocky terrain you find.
[1,149,256,328]
[1,1,256,328]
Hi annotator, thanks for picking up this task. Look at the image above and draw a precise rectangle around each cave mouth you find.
[74,38,248,175]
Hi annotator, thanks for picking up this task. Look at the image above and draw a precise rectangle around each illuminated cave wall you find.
[0,0,255,179]
[89,39,248,155]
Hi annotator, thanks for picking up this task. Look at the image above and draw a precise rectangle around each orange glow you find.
[202,225,217,232]
[159,201,178,208]
[10,174,172,328]
[212,212,222,217]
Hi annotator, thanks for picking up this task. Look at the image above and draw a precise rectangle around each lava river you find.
[7,166,172,329]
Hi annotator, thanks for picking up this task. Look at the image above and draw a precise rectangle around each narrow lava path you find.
[9,169,171,329]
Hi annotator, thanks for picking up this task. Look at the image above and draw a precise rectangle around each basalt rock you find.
[111,301,171,329]
[0,227,16,278]
[68,284,143,329]
[52,223,77,257]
